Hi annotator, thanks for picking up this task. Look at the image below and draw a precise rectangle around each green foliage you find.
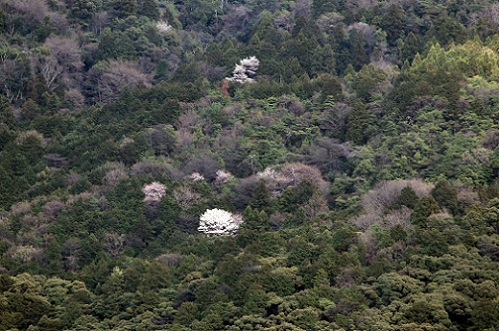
[139,0,159,20]
[431,179,459,215]
[426,12,467,46]
[244,206,270,231]
[96,28,137,61]
[380,4,405,47]
[345,102,371,144]
[0,1,498,330]
[352,64,388,101]
[248,180,272,213]
[411,196,440,227]
[279,180,317,213]
[400,32,423,63]
[70,0,97,21]
[392,186,419,210]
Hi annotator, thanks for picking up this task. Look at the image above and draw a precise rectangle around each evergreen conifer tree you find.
[393,186,419,210]
[249,180,272,213]
[431,179,459,215]
[345,102,370,144]
[411,196,440,227]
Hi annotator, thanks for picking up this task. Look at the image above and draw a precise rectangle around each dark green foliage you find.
[411,196,440,226]
[347,29,370,71]
[312,0,340,18]
[96,29,137,61]
[154,59,169,81]
[0,277,53,330]
[426,12,467,46]
[392,186,419,210]
[345,102,371,144]
[400,32,423,63]
[172,62,200,83]
[287,237,316,266]
[313,74,342,102]
[0,7,5,32]
[241,206,270,232]
[33,16,55,42]
[70,0,97,21]
[138,0,159,20]
[109,0,138,18]
[470,297,499,330]
[249,180,272,213]
[177,0,219,31]
[0,1,498,330]
[389,224,407,242]
[380,4,405,47]
[0,274,13,291]
[279,180,317,213]
[352,64,388,101]
[431,179,459,215]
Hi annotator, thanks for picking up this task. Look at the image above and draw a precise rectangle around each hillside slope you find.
[0,0,498,330]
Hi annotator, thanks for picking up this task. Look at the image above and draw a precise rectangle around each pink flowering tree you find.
[142,182,166,202]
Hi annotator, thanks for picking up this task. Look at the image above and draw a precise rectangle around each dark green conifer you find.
[393,186,419,210]
[389,224,407,242]
[249,180,272,213]
[380,4,405,47]
[400,32,423,63]
[411,195,440,226]
[70,0,97,20]
[345,102,370,144]
[139,0,159,20]
[242,206,270,232]
[154,59,169,81]
[349,29,369,71]
[431,179,459,215]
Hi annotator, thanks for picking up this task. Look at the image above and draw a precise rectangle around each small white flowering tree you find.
[198,208,240,235]
[142,182,166,202]
[226,56,260,83]
[189,172,205,182]
[156,21,172,33]
[214,169,234,186]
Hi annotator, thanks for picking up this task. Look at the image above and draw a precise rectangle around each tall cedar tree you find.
[249,180,272,213]
[411,196,440,227]
[380,4,405,47]
[431,179,459,215]
[345,102,370,144]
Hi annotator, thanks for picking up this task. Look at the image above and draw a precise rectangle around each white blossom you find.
[189,172,205,182]
[256,167,290,187]
[256,167,280,180]
[226,56,259,84]
[215,170,233,185]
[240,56,259,76]
[198,208,241,235]
[142,182,166,202]
[156,21,172,33]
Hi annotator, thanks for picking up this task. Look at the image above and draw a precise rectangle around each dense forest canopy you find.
[0,0,498,330]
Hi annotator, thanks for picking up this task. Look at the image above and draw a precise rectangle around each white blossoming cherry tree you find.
[226,56,260,84]
[198,208,241,236]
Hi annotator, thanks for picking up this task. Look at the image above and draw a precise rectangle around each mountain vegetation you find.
[0,0,498,330]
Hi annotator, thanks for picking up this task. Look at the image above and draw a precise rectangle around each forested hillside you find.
[0,0,498,330]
